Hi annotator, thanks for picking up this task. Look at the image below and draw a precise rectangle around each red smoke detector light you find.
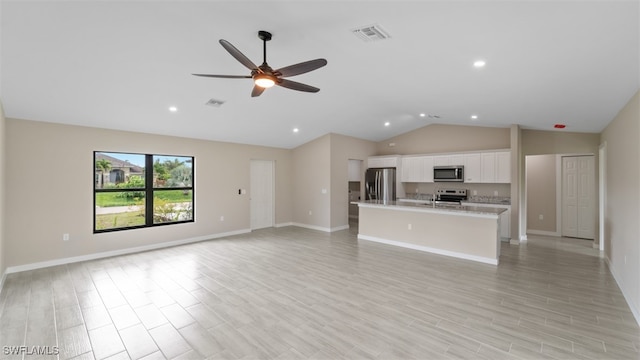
[554,124,566,129]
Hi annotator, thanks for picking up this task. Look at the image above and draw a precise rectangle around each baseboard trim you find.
[604,255,640,327]
[275,222,294,228]
[291,223,350,233]
[357,234,498,265]
[5,229,251,274]
[527,229,561,237]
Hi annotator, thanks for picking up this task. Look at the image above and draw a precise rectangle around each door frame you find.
[598,142,606,251]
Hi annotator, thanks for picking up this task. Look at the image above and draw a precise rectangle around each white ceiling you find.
[1,1,639,149]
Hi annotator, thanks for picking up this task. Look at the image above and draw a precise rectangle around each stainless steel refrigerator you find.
[365,168,396,202]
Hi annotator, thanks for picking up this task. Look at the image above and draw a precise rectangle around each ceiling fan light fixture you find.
[254,74,276,88]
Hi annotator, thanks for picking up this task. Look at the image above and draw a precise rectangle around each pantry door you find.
[250,160,275,230]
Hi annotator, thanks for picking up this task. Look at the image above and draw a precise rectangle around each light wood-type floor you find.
[1,224,639,359]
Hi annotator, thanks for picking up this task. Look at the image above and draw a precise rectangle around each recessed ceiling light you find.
[473,60,486,68]
[384,122,390,127]
[293,128,299,133]
[471,115,479,120]
[419,113,426,117]
[168,106,178,112]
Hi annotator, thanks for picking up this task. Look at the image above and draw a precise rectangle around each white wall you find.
[600,90,640,324]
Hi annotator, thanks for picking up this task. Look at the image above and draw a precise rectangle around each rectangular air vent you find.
[205,98,225,107]
[352,24,390,42]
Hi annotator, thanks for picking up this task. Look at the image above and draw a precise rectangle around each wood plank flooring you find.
[0,224,638,359]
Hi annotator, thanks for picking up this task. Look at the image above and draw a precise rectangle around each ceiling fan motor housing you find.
[258,30,272,41]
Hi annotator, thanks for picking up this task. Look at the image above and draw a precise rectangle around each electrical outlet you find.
[472,190,477,195]
[63,233,70,241]
[494,190,499,196]
[308,210,312,215]
[220,216,224,221]
[539,214,543,220]
[408,223,412,230]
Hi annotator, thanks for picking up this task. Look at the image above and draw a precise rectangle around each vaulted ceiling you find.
[1,1,638,149]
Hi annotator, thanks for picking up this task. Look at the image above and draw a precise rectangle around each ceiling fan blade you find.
[192,74,252,79]
[251,85,265,97]
[276,78,320,93]
[276,59,327,77]
[219,39,258,71]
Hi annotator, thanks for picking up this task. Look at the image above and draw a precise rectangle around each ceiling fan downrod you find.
[258,30,272,66]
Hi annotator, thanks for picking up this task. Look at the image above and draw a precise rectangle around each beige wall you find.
[292,134,331,230]
[376,124,510,155]
[522,129,600,155]
[526,155,557,233]
[0,101,6,280]
[601,90,640,322]
[5,119,293,268]
[291,133,376,231]
[519,129,600,241]
[329,134,376,229]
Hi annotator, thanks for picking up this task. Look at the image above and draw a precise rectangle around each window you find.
[94,151,194,232]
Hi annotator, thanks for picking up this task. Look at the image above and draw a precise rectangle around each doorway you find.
[561,155,595,239]
[250,159,275,230]
[348,159,363,223]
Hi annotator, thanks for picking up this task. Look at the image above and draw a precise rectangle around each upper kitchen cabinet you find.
[401,156,434,182]
[463,153,482,183]
[433,154,465,166]
[368,155,400,168]
[481,151,511,183]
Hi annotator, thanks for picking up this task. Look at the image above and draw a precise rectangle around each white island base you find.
[357,202,503,265]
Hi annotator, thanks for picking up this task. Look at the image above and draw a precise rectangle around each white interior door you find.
[562,156,595,239]
[577,157,595,239]
[250,160,274,230]
[562,157,579,237]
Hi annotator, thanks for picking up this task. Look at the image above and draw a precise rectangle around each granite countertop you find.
[357,200,507,217]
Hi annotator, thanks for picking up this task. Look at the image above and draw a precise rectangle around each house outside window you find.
[94,151,194,232]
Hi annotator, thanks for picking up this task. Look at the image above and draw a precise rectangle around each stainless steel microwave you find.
[434,165,464,182]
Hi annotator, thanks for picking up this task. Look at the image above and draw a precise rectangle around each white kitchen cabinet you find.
[433,155,448,166]
[481,153,497,182]
[463,153,482,183]
[481,151,511,183]
[401,156,434,182]
[368,156,399,168]
[401,157,421,182]
[448,154,465,166]
[433,154,464,167]
[422,156,434,182]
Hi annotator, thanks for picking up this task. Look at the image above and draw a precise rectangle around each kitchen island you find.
[355,200,507,265]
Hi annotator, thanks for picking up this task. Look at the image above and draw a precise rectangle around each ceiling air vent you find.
[205,98,225,107]
[352,24,390,42]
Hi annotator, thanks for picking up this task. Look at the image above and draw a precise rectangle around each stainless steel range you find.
[435,189,468,204]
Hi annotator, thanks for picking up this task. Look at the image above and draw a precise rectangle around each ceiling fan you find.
[193,30,327,97]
